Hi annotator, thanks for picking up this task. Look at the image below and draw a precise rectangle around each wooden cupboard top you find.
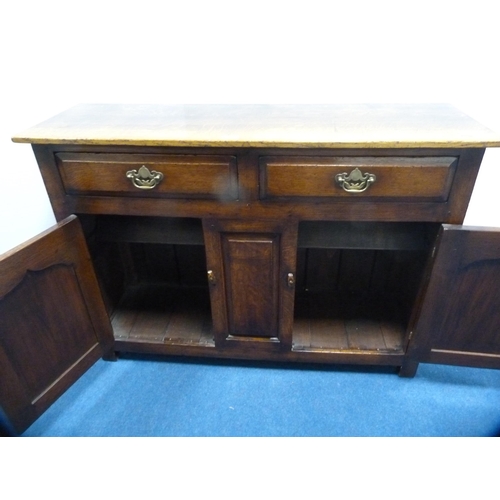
[12,103,500,149]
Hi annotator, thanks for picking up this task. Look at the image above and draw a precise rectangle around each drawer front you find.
[56,153,238,200]
[260,156,458,201]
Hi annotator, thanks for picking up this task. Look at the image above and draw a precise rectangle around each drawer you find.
[260,156,458,201]
[55,153,238,200]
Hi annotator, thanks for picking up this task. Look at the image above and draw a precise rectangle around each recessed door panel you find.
[222,233,280,337]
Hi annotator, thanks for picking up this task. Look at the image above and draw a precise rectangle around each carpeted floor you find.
[21,356,500,437]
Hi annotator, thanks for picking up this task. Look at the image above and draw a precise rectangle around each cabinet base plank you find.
[293,292,406,353]
[113,337,405,368]
[111,285,214,346]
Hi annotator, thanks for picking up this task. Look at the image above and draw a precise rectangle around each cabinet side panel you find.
[445,149,484,224]
[32,145,71,220]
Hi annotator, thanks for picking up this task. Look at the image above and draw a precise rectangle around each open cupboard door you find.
[405,225,500,374]
[0,216,114,434]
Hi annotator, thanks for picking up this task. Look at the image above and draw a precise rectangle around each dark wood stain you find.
[4,105,500,431]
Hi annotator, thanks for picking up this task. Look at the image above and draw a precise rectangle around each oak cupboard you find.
[2,104,500,433]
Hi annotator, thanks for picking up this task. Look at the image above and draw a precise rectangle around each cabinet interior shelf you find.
[94,215,438,252]
[109,285,407,354]
[96,216,205,246]
[292,291,406,353]
[111,284,214,346]
[298,221,438,250]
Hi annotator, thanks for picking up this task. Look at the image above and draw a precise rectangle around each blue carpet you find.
[21,356,500,437]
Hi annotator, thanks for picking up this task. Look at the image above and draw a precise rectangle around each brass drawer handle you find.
[126,165,164,190]
[335,168,376,193]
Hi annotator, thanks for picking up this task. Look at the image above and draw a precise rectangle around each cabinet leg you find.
[103,349,118,362]
[399,360,419,378]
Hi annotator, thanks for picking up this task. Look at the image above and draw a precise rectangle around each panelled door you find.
[203,219,298,352]
[407,225,500,370]
[0,216,114,433]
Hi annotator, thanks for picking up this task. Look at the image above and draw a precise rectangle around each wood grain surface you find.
[12,103,500,148]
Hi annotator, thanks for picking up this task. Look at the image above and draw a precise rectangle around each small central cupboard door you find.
[203,219,298,351]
